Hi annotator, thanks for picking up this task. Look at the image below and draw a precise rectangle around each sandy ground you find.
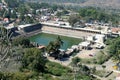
[47,49,100,66]
[75,49,100,59]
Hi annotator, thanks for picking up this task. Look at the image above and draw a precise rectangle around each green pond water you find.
[29,33,82,50]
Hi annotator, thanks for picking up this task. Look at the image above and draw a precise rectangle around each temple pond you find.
[29,33,82,50]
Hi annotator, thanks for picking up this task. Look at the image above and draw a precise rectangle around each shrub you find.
[46,61,72,76]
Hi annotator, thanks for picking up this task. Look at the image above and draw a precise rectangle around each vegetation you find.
[46,61,71,76]
[109,37,120,62]
[27,3,50,10]
[1,0,119,79]
[71,57,81,66]
[78,7,120,25]
[21,48,47,72]
[68,14,80,26]
[56,10,69,17]
[81,51,110,64]
[68,7,120,26]
[46,36,63,59]
[0,27,12,62]
[4,0,23,8]
[0,72,28,80]
[13,37,31,48]
[25,0,87,3]
[2,0,119,25]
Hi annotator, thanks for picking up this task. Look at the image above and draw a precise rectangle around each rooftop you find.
[18,24,32,28]
[79,41,90,47]
[111,28,120,33]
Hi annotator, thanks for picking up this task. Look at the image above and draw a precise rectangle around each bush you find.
[21,48,47,72]
[13,37,31,48]
[96,54,109,64]
[0,72,29,80]
[46,61,72,76]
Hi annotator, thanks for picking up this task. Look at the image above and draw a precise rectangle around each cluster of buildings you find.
[0,2,7,10]
[61,34,106,56]
[42,20,120,37]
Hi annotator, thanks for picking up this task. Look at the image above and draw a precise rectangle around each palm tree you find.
[54,36,63,51]
[46,41,55,54]
[46,36,63,58]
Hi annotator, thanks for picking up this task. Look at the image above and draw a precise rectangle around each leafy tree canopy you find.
[21,48,47,72]
[13,37,31,48]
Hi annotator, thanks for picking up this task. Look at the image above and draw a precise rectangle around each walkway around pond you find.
[42,25,97,39]
[13,23,99,40]
[12,29,42,39]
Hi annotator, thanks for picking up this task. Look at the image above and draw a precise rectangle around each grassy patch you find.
[45,61,72,76]
[81,50,110,64]
[94,70,111,78]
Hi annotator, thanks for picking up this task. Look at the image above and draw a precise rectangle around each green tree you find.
[71,57,81,80]
[22,48,47,72]
[24,16,34,24]
[68,14,80,27]
[13,37,30,48]
[56,12,63,17]
[46,36,63,58]
[5,0,22,8]
[0,27,12,62]
[112,50,120,62]
[17,4,29,15]
[109,37,120,56]
[109,37,120,64]
[71,57,81,67]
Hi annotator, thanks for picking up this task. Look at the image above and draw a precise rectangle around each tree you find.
[24,16,34,24]
[13,37,31,48]
[46,36,63,59]
[56,12,62,17]
[5,0,22,8]
[78,65,90,75]
[71,57,81,67]
[112,50,120,62]
[56,10,69,17]
[22,48,47,72]
[71,57,93,80]
[17,4,29,15]
[54,36,63,51]
[68,14,80,27]
[51,5,58,11]
[10,10,17,19]
[108,37,120,68]
[0,27,12,62]
[71,57,81,80]
[109,37,120,58]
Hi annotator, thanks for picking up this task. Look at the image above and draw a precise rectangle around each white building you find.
[79,41,90,50]
[86,35,94,42]
[94,34,106,44]
[18,24,32,31]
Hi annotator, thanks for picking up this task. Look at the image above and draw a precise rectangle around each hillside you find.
[24,0,120,9]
